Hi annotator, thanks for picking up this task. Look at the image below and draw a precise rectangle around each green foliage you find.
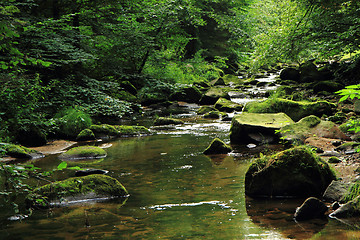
[54,107,92,139]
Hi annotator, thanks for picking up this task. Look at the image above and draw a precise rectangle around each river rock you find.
[1,143,44,159]
[214,98,243,113]
[203,138,232,155]
[299,61,320,82]
[210,77,226,86]
[169,86,202,103]
[245,146,336,198]
[76,129,96,141]
[26,175,128,208]
[323,180,351,202]
[75,169,109,177]
[59,146,107,161]
[294,197,328,221]
[280,67,300,81]
[313,81,343,93]
[280,115,350,144]
[199,87,230,105]
[330,196,360,218]
[244,98,336,122]
[89,124,150,138]
[230,112,294,144]
[154,117,184,126]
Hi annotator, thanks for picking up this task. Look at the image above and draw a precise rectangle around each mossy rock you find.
[154,117,184,126]
[26,174,128,209]
[76,129,96,141]
[197,106,218,115]
[313,81,343,93]
[244,98,336,121]
[1,144,44,159]
[245,146,336,198]
[214,98,243,113]
[169,86,202,103]
[203,110,226,119]
[230,112,294,144]
[89,124,150,138]
[203,138,232,155]
[279,67,300,81]
[199,87,230,105]
[59,146,107,161]
[330,195,360,218]
[280,115,350,143]
[210,77,226,86]
[328,156,341,163]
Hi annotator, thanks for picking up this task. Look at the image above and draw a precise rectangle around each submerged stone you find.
[245,146,336,198]
[230,112,294,144]
[59,146,107,161]
[294,197,328,221]
[26,175,128,208]
[203,138,232,155]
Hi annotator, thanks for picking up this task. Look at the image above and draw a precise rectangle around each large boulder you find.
[294,197,328,221]
[203,138,232,155]
[323,180,352,202]
[244,98,336,121]
[280,67,300,81]
[26,175,128,208]
[299,61,320,82]
[245,146,336,198]
[230,112,294,144]
[199,87,230,105]
[214,98,243,113]
[280,115,350,144]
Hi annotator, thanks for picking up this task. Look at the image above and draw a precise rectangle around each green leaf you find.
[57,161,67,171]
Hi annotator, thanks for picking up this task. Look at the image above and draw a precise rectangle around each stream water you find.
[1,75,360,239]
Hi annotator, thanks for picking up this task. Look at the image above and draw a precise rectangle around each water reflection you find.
[246,197,328,239]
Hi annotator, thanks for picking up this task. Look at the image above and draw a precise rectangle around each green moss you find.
[197,106,217,115]
[203,138,232,155]
[214,98,243,112]
[154,117,184,126]
[89,124,150,137]
[343,182,360,203]
[76,129,96,141]
[244,98,336,121]
[328,156,341,163]
[27,175,128,208]
[204,110,226,119]
[60,146,106,160]
[2,144,37,158]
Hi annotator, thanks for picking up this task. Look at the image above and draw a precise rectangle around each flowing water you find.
[1,76,360,239]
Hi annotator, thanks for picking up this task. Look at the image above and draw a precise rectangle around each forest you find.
[1,0,360,239]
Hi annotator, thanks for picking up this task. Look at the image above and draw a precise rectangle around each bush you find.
[54,107,92,139]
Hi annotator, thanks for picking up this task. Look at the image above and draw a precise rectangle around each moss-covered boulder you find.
[203,138,232,155]
[244,98,336,121]
[59,146,107,161]
[76,129,96,141]
[210,77,226,86]
[197,106,218,115]
[280,115,350,144]
[199,87,230,105]
[26,175,128,208]
[214,98,243,113]
[279,67,300,81]
[313,81,343,93]
[203,110,226,119]
[245,146,336,198]
[154,117,184,126]
[230,112,294,144]
[299,61,320,82]
[89,124,150,138]
[0,143,44,159]
[169,86,202,103]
